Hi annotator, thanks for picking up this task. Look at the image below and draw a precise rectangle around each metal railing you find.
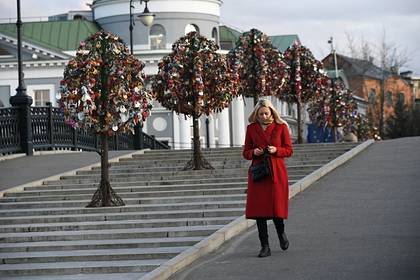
[0,104,169,154]
[0,107,20,154]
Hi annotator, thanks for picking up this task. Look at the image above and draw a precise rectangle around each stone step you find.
[141,143,357,156]
[0,246,189,264]
[0,236,204,253]
[0,193,246,209]
[130,150,350,160]
[0,186,248,203]
[62,172,249,181]
[22,180,253,192]
[81,167,250,176]
[0,272,147,280]
[0,208,244,225]
[70,167,314,179]
[0,259,166,276]
[119,153,343,163]
[99,162,245,171]
[139,149,355,158]
[14,179,297,198]
[5,180,253,198]
[43,168,314,185]
[56,172,306,183]
[0,225,222,243]
[100,161,326,171]
[115,155,335,164]
[41,176,250,186]
[0,201,246,218]
[92,163,323,173]
[110,158,332,167]
[84,164,321,175]
[0,217,236,234]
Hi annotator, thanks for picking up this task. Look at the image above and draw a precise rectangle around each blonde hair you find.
[248,99,287,125]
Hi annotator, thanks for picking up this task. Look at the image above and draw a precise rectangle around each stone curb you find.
[0,153,26,162]
[139,139,375,280]
[0,149,149,198]
[0,150,84,162]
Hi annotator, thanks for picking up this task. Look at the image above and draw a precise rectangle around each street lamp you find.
[9,0,34,155]
[129,0,155,149]
[328,36,339,79]
[129,0,155,54]
[138,0,155,27]
[328,37,339,142]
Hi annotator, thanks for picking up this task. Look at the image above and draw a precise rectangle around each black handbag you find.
[250,149,272,182]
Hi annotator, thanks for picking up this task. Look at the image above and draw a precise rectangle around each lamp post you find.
[328,37,339,142]
[205,118,210,148]
[328,36,339,79]
[129,0,154,149]
[379,71,386,139]
[129,0,155,54]
[9,0,33,155]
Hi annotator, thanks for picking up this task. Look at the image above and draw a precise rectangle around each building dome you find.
[92,0,222,52]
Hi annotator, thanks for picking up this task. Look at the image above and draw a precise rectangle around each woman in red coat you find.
[242,99,293,258]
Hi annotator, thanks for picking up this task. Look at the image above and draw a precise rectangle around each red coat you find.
[242,122,293,219]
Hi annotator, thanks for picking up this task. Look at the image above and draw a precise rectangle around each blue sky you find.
[1,0,419,75]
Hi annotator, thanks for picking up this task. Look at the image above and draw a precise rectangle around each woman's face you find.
[257,106,272,123]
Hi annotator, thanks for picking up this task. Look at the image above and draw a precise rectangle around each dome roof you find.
[92,0,222,20]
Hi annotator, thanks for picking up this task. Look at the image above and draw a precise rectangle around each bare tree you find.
[345,30,409,73]
[345,32,374,64]
[378,30,409,74]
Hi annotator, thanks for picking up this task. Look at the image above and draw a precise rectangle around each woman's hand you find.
[253,147,264,156]
[267,146,277,154]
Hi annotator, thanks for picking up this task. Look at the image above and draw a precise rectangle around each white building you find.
[0,0,303,149]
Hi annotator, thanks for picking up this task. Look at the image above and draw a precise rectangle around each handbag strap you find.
[264,123,279,178]
[262,148,273,178]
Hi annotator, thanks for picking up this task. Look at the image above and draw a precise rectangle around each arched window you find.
[73,14,85,20]
[212,27,218,44]
[185,24,199,35]
[385,91,393,106]
[150,24,166,50]
[368,89,376,104]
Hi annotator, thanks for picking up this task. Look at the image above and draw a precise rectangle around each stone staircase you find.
[0,142,359,279]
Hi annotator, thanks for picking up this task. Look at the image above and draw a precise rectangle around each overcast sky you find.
[1,0,419,75]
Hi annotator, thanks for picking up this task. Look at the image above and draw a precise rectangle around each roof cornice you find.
[0,59,68,69]
[0,32,69,60]
[0,56,169,69]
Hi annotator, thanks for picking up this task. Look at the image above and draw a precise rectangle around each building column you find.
[178,114,191,149]
[173,112,180,149]
[231,96,246,147]
[217,108,230,148]
[208,115,216,148]
[282,101,287,117]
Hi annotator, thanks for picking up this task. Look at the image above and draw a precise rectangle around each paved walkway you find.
[171,137,420,280]
[0,150,134,192]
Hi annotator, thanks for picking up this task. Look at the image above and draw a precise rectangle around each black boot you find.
[274,218,289,251]
[256,219,271,257]
[279,232,289,251]
[258,245,271,257]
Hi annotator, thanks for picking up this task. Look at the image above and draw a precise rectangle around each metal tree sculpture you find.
[354,112,380,140]
[282,42,328,143]
[308,78,358,142]
[228,28,289,105]
[60,30,153,207]
[152,32,238,170]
